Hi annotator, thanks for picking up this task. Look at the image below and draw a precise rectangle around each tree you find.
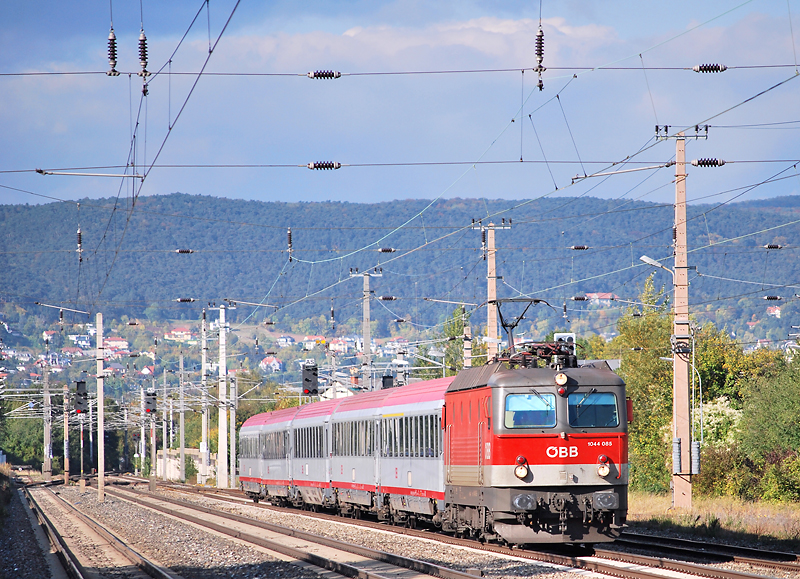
[613,274,673,493]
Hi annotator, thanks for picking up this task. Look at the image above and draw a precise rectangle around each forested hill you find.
[3,193,800,342]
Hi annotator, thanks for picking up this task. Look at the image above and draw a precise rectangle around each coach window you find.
[568,391,619,428]
[416,416,421,457]
[423,416,429,457]
[504,393,557,428]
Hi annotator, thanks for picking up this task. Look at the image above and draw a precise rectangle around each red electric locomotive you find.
[239,340,628,545]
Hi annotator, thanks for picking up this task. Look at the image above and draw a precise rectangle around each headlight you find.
[514,464,529,480]
[597,454,611,477]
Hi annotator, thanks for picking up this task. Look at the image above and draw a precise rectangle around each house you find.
[107,362,126,375]
[61,347,85,357]
[104,337,129,351]
[328,338,354,354]
[68,334,92,348]
[277,335,296,348]
[767,306,781,319]
[42,330,59,343]
[138,365,155,377]
[259,356,283,373]
[303,335,326,351]
[164,327,194,342]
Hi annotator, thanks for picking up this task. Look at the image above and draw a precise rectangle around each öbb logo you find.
[546,446,578,458]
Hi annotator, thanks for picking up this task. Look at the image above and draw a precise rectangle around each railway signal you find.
[74,380,88,414]
[144,389,157,413]
[302,363,318,395]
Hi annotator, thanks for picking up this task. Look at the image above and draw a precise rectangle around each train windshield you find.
[568,391,618,427]
[504,393,556,428]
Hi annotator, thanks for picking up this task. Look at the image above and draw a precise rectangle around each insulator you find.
[764,244,783,250]
[138,29,149,77]
[263,320,275,326]
[379,296,397,301]
[59,309,63,325]
[175,249,194,254]
[379,247,396,253]
[77,228,82,247]
[673,227,677,240]
[107,28,119,76]
[307,161,341,170]
[537,76,544,91]
[394,318,406,323]
[307,70,341,79]
[764,295,782,301]
[570,245,589,250]
[535,27,545,66]
[693,63,727,73]
[175,298,196,303]
[571,296,588,301]
[691,158,726,167]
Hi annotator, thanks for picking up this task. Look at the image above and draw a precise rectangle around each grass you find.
[628,490,800,552]
[0,464,12,519]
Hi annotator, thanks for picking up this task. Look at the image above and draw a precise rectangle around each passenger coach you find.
[240,346,629,545]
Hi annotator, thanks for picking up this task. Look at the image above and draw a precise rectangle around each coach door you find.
[374,419,381,487]
[324,420,331,481]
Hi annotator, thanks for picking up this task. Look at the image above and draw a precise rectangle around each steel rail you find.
[21,486,87,579]
[109,478,776,579]
[614,533,800,572]
[42,487,181,579]
[101,483,478,579]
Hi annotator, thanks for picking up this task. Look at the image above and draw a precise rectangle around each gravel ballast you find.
[151,488,584,579]
[55,486,323,579]
[0,487,52,579]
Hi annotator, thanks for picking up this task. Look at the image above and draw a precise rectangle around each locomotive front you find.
[443,354,628,545]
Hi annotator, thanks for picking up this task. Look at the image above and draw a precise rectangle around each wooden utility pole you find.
[487,225,498,359]
[179,352,185,483]
[229,376,237,488]
[362,273,371,390]
[63,384,69,485]
[474,220,510,359]
[150,378,156,491]
[217,305,228,488]
[97,312,105,501]
[42,358,52,482]
[673,132,692,509]
[162,369,168,481]
[200,309,209,484]
[351,270,381,390]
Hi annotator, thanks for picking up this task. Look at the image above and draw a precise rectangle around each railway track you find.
[99,480,485,579]
[111,477,786,579]
[22,484,180,579]
[610,533,800,573]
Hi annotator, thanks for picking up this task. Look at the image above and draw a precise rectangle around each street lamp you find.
[639,255,675,278]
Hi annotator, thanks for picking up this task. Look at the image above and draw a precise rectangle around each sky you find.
[2,0,800,207]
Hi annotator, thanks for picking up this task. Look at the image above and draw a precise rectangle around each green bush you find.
[693,445,759,500]
[758,450,800,503]
[185,455,198,481]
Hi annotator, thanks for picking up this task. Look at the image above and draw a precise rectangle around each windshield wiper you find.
[575,388,597,408]
[529,388,552,409]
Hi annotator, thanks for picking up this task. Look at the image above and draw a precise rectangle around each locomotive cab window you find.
[568,391,619,427]
[504,393,556,428]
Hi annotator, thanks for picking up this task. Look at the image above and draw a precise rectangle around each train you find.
[239,341,629,545]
